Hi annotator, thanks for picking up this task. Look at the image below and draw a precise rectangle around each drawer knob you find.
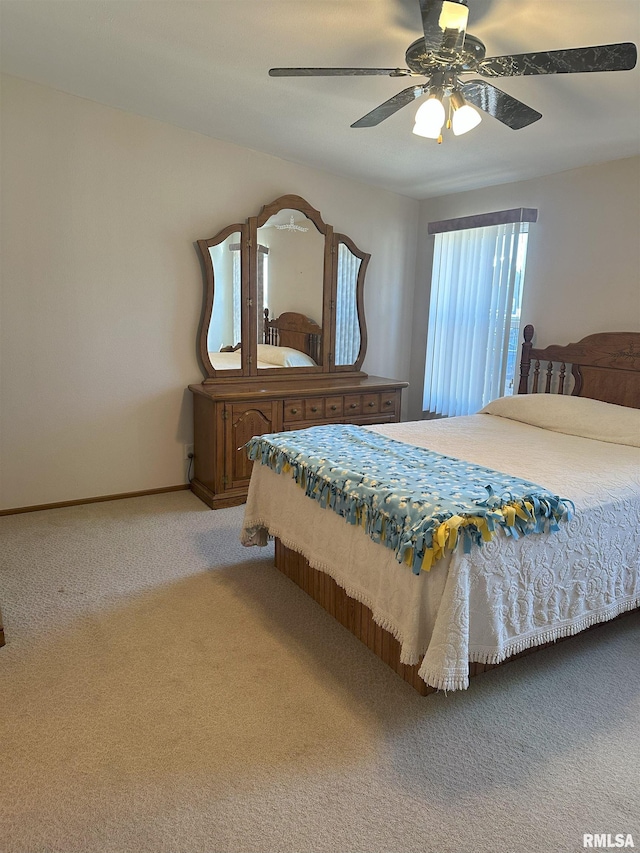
[290,408,299,414]
[330,405,337,411]
[349,403,357,409]
[384,400,392,406]
[311,406,318,413]
[367,401,375,407]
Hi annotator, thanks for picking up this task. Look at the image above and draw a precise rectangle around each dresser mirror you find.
[197,195,369,382]
[204,228,244,370]
[335,238,366,366]
[256,208,325,370]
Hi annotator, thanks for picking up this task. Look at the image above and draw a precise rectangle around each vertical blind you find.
[423,221,530,417]
[334,243,361,365]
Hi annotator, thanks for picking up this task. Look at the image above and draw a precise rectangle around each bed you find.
[208,310,320,371]
[240,326,640,693]
[208,344,317,371]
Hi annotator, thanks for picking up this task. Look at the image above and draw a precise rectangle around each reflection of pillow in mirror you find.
[257,344,317,367]
[480,393,640,447]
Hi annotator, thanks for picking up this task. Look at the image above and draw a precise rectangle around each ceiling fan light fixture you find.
[438,1,469,34]
[413,92,446,138]
[450,89,482,135]
[412,121,442,139]
[451,103,482,135]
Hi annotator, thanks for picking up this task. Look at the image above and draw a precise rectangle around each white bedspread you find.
[208,351,276,370]
[241,414,640,690]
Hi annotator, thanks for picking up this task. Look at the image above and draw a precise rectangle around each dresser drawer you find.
[304,398,325,419]
[325,396,343,417]
[284,395,344,423]
[343,394,362,415]
[343,391,399,421]
[284,397,327,422]
[284,388,401,427]
[380,393,399,417]
[362,393,380,415]
[283,399,305,422]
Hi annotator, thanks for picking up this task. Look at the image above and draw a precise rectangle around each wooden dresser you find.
[189,374,407,509]
[189,194,407,509]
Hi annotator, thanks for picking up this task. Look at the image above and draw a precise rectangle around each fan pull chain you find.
[437,99,452,143]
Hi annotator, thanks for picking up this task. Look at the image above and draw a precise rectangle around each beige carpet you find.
[0,490,638,853]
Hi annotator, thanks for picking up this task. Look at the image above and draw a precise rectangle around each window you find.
[423,208,536,418]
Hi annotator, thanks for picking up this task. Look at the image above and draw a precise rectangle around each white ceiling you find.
[1,0,639,199]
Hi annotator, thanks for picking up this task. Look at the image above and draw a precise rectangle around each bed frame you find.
[518,324,640,407]
[263,309,322,364]
[274,325,640,693]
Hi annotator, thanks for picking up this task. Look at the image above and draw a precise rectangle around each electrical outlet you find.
[184,444,194,460]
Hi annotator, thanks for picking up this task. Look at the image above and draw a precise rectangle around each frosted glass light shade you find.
[438,1,469,32]
[451,104,482,135]
[413,121,442,139]
[413,96,445,138]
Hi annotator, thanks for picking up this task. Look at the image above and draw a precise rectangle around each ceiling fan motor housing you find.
[405,33,487,75]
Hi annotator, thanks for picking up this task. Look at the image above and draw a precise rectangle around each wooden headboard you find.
[263,310,322,364]
[518,324,640,409]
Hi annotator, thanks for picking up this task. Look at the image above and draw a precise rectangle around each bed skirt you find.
[274,538,516,694]
[274,538,636,694]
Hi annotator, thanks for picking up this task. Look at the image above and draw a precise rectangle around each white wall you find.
[0,75,418,510]
[408,157,640,419]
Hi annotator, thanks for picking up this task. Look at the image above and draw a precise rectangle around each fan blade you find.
[269,67,413,77]
[478,42,637,77]
[462,80,542,129]
[419,0,468,55]
[351,86,422,127]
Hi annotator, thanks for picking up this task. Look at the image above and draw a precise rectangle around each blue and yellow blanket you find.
[246,424,572,573]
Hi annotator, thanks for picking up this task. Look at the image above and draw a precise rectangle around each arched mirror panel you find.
[196,196,368,382]
[333,235,369,372]
[255,207,325,371]
[197,224,247,379]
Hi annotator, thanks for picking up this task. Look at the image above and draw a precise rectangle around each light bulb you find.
[451,103,482,135]
[413,95,445,138]
[438,1,469,32]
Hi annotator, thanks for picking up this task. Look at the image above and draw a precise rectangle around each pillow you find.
[257,344,317,368]
[480,394,640,448]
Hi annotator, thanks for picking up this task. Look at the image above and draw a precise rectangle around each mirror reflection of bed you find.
[256,208,324,367]
[207,310,320,370]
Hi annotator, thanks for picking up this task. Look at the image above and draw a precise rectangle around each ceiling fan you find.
[269,0,637,140]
